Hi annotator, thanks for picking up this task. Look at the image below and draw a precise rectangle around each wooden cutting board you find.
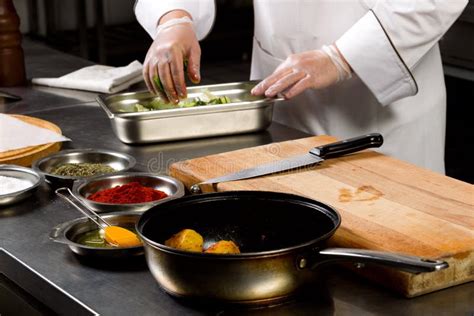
[169,135,474,297]
[0,115,62,166]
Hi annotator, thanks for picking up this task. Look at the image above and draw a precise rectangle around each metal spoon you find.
[55,187,111,228]
[55,187,141,247]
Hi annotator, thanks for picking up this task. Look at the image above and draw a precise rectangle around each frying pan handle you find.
[312,248,448,274]
[310,133,383,159]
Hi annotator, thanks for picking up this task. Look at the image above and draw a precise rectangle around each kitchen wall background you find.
[13,0,474,183]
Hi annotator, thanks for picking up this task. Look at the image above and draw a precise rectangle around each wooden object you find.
[0,0,26,86]
[170,135,474,297]
[0,115,62,166]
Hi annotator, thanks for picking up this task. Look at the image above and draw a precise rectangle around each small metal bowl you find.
[49,212,143,258]
[72,172,185,213]
[32,148,136,188]
[0,165,43,207]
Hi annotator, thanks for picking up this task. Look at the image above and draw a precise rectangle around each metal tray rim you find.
[97,81,283,120]
[110,99,279,120]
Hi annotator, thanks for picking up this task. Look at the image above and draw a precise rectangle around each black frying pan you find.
[137,191,447,305]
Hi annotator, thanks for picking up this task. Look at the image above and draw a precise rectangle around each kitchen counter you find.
[1,39,473,315]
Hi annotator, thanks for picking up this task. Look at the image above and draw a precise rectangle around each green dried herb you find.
[51,163,116,177]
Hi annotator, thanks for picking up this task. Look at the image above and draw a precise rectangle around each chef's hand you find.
[143,10,201,104]
[251,45,351,99]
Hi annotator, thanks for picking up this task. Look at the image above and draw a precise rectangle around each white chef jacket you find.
[135,0,468,174]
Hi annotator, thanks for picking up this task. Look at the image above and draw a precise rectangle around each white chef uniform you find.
[135,0,468,174]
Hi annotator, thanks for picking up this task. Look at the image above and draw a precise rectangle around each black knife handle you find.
[309,133,383,159]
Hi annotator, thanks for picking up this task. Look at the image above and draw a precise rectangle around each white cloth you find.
[134,0,468,174]
[0,114,70,152]
[32,60,143,94]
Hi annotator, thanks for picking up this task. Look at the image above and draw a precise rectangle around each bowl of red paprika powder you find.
[73,172,185,213]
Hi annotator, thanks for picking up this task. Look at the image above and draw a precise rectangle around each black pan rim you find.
[137,190,341,258]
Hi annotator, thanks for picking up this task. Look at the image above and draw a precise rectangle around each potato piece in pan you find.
[204,240,240,254]
[164,229,203,252]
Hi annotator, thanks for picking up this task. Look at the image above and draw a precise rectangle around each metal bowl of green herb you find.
[32,149,136,188]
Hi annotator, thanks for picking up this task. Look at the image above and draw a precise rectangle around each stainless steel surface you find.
[73,172,185,213]
[32,148,136,188]
[190,152,322,194]
[0,90,21,103]
[0,40,472,315]
[97,81,283,143]
[49,212,143,258]
[0,165,43,206]
[0,248,98,315]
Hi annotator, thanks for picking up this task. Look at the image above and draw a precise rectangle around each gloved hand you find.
[143,14,201,104]
[251,44,351,99]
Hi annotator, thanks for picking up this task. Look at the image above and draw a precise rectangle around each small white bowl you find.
[0,164,43,207]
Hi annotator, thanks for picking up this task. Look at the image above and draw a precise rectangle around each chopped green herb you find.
[51,163,116,177]
[129,90,235,112]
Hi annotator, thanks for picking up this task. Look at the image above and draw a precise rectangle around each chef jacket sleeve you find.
[134,0,215,40]
[335,0,468,106]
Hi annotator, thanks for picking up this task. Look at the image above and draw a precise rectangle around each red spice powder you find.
[88,182,168,204]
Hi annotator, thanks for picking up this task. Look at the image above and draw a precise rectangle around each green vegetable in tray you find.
[133,103,152,112]
[131,90,234,112]
[152,60,188,93]
[136,60,236,113]
[152,75,165,93]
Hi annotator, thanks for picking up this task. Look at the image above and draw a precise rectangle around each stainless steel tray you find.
[96,81,283,144]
